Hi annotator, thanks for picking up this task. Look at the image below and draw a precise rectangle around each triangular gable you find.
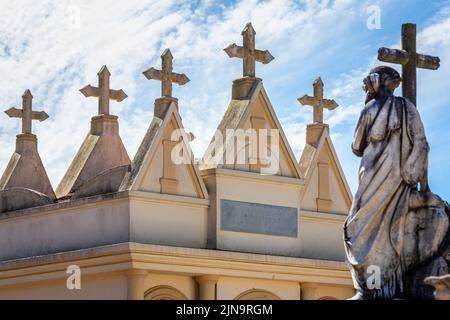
[120,102,208,199]
[300,126,352,214]
[201,81,302,179]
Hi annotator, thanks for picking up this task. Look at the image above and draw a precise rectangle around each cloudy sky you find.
[0,0,449,200]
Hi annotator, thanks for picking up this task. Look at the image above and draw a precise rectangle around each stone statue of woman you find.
[344,66,450,300]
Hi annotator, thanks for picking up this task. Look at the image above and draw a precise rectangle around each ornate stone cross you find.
[224,22,274,78]
[378,23,440,105]
[5,89,49,134]
[80,65,128,115]
[143,49,190,98]
[298,77,338,124]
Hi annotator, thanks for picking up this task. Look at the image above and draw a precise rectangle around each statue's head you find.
[363,66,402,103]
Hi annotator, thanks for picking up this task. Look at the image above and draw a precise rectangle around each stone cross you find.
[298,77,338,124]
[80,65,128,115]
[224,22,274,78]
[378,23,440,105]
[5,89,49,134]
[143,49,190,98]
[378,23,441,192]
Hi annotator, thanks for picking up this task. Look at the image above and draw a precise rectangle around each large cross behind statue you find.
[5,90,49,134]
[79,65,128,115]
[224,22,274,78]
[298,77,338,124]
[378,23,441,191]
[378,23,440,106]
[143,48,190,98]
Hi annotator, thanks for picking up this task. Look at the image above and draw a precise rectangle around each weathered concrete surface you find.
[56,115,130,198]
[0,190,209,262]
[0,188,52,213]
[72,164,130,199]
[0,134,55,201]
[0,192,131,261]
[120,117,161,191]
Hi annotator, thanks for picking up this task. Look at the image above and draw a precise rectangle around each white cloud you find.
[0,0,449,201]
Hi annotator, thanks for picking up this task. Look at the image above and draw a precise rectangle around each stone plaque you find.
[220,199,298,237]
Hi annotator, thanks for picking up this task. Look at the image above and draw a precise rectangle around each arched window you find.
[235,289,281,300]
[144,285,188,300]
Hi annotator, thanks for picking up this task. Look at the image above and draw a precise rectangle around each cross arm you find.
[321,99,338,110]
[378,47,409,65]
[4,107,22,118]
[378,47,440,70]
[109,89,128,102]
[417,54,440,70]
[79,85,100,98]
[31,111,49,122]
[143,67,163,80]
[254,49,274,64]
[298,95,318,107]
[170,72,190,85]
[224,43,244,59]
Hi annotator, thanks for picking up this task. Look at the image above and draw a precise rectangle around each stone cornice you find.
[0,242,352,287]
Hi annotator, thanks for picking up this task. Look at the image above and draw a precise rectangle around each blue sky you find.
[0,0,449,200]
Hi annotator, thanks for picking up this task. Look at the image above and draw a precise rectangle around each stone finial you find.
[142,49,190,119]
[56,66,131,199]
[298,77,338,124]
[224,22,274,78]
[0,90,56,203]
[5,89,49,134]
[143,48,190,98]
[80,65,128,115]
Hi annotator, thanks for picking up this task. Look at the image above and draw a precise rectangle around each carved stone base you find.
[154,97,178,119]
[232,77,261,100]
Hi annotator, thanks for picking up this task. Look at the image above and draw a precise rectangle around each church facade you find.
[0,23,355,300]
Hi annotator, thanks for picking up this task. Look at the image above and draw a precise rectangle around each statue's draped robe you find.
[344,95,429,299]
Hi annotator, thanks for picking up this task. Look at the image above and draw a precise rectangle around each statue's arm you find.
[352,108,369,157]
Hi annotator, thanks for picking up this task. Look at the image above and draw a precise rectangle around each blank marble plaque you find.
[220,199,298,237]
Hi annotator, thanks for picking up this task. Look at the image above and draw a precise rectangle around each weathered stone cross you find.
[224,22,274,78]
[378,23,440,105]
[79,65,128,115]
[5,89,49,134]
[143,49,190,98]
[298,77,338,124]
[378,23,441,192]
